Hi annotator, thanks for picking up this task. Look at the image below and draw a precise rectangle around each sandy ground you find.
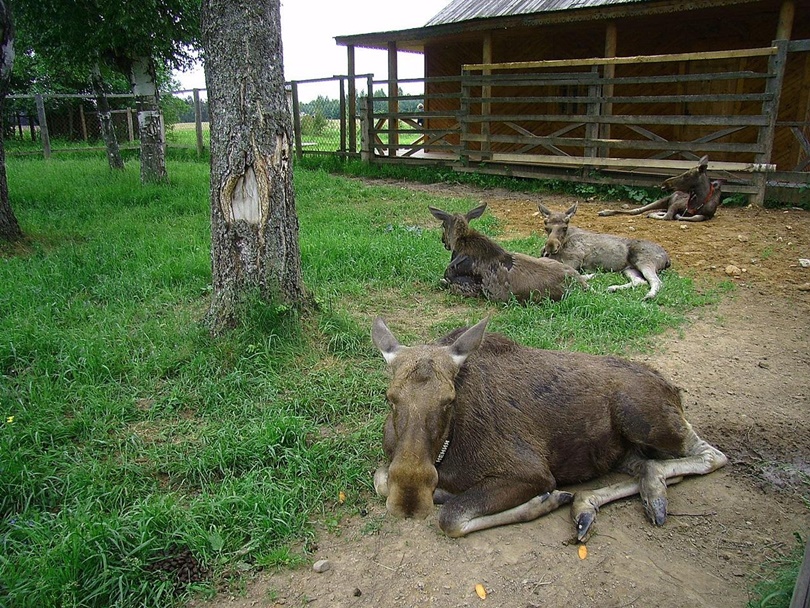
[192,183,810,608]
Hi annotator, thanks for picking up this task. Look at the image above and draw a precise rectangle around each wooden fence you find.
[361,40,810,204]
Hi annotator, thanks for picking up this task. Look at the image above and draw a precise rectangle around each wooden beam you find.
[464,46,777,72]
[347,45,357,154]
[776,0,795,40]
[600,22,617,155]
[489,153,775,173]
[388,41,399,152]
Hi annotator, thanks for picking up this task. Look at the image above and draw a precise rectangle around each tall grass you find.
[1,154,722,606]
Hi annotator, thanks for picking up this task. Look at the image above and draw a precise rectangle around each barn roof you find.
[333,0,767,51]
[425,0,645,27]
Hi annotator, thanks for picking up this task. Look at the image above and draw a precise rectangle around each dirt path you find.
[194,185,810,608]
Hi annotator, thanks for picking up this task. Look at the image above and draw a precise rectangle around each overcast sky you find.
[174,1,449,100]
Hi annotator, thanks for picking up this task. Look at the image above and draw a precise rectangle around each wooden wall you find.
[422,0,808,170]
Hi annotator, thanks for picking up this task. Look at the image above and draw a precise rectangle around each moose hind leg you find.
[639,425,728,526]
[607,268,647,293]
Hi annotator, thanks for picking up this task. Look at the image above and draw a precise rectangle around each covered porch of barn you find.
[332,0,809,204]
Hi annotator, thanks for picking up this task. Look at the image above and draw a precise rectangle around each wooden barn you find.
[334,0,809,203]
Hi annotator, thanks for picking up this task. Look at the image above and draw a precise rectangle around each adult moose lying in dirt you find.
[430,204,588,302]
[371,317,728,540]
[598,155,722,222]
[539,202,671,299]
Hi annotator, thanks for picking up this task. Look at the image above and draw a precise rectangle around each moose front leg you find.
[437,478,573,538]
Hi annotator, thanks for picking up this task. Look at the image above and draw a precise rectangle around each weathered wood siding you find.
[423,0,808,170]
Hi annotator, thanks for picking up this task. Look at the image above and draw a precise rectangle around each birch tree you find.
[0,0,21,242]
[202,0,308,334]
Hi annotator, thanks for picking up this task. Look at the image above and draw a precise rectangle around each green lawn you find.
[1,154,725,607]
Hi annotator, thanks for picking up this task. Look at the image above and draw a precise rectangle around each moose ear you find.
[537,203,551,218]
[372,317,404,364]
[446,317,489,366]
[698,155,709,172]
[465,203,487,221]
[564,202,578,219]
[429,206,450,222]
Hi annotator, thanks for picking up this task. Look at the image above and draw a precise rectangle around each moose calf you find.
[430,204,588,303]
[539,202,671,299]
[598,156,721,222]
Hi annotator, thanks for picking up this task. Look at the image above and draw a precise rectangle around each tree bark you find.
[128,56,167,183]
[91,63,124,171]
[202,0,307,334]
[0,0,21,242]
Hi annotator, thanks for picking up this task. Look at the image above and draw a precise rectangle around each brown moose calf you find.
[430,204,588,302]
[372,317,727,540]
[598,156,722,222]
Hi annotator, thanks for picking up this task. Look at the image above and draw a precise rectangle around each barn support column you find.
[347,44,357,155]
[600,22,617,158]
[776,0,794,40]
[482,33,492,158]
[388,41,399,155]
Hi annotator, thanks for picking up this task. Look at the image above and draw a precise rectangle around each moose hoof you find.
[575,510,597,543]
[597,210,612,217]
[643,497,668,527]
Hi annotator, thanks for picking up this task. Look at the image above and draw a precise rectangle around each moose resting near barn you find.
[430,204,588,302]
[598,156,722,222]
[371,317,728,540]
[539,202,671,299]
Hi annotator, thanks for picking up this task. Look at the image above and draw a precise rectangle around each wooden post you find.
[789,536,810,608]
[753,40,789,206]
[347,45,357,155]
[585,66,600,160]
[601,22,617,158]
[291,81,303,160]
[79,103,88,141]
[359,96,372,162]
[35,94,51,159]
[193,88,204,155]
[126,107,135,142]
[460,70,471,167]
[339,77,347,155]
[481,32,492,159]
[776,0,795,40]
[387,41,399,155]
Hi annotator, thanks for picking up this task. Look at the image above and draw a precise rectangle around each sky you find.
[174,0,450,101]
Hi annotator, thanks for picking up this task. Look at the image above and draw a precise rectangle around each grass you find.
[0,152,756,607]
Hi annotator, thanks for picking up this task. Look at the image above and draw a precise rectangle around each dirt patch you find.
[194,183,810,608]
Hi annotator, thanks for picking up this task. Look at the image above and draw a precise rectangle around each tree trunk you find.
[202,0,307,334]
[0,0,21,242]
[91,63,124,171]
[128,56,167,183]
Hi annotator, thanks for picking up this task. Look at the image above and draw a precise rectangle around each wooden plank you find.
[489,153,775,173]
[473,93,772,105]
[463,71,769,86]
[464,134,763,154]
[462,114,770,127]
[464,46,777,72]
[453,165,760,195]
[789,536,810,608]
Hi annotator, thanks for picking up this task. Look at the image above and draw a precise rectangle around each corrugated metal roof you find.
[425,0,647,26]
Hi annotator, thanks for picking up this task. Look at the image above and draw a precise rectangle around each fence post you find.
[339,77,347,156]
[585,66,601,164]
[34,94,51,159]
[460,70,471,167]
[126,108,135,142]
[291,81,302,160]
[193,88,204,156]
[359,97,372,163]
[79,104,88,141]
[753,40,788,206]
